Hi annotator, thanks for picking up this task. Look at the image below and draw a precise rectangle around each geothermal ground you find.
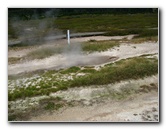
[8,35,159,122]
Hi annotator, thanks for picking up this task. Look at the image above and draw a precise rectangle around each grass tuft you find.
[60,66,81,74]
[81,68,97,73]
[8,57,158,101]
[82,40,119,53]
[54,14,158,32]
[45,102,55,110]
[8,57,22,64]
[70,57,158,87]
[26,46,62,60]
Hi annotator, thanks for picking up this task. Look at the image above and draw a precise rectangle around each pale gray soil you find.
[30,91,158,122]
[8,75,158,122]
[28,74,159,122]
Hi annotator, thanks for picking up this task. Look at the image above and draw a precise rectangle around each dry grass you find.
[8,57,22,64]
[82,40,119,53]
[26,46,62,60]
[131,36,158,43]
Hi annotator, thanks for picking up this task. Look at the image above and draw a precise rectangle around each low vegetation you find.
[8,10,158,121]
[82,40,119,53]
[60,66,80,74]
[44,102,63,111]
[104,28,158,37]
[70,57,158,87]
[26,46,62,60]
[8,57,158,101]
[108,86,137,100]
[54,14,158,32]
[8,57,22,64]
[130,36,158,43]
[9,13,158,44]
[9,41,120,62]
[80,68,97,73]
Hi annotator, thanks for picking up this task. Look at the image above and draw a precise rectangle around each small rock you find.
[36,86,40,89]
[147,115,151,118]
[152,107,157,112]
[29,103,34,106]
[77,73,86,76]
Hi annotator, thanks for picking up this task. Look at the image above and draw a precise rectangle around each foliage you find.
[54,14,158,32]
[60,66,81,74]
[9,8,157,21]
[82,40,119,52]
[104,28,158,37]
[26,46,62,59]
[80,68,97,73]
[44,102,55,110]
[8,57,158,101]
[70,57,158,87]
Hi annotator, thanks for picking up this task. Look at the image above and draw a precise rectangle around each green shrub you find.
[60,66,80,74]
[8,57,158,101]
[26,46,62,60]
[88,39,96,42]
[70,57,158,87]
[82,41,119,52]
[45,102,55,110]
[81,68,97,73]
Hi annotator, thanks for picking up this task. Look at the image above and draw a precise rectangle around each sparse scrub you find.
[43,70,57,78]
[54,14,158,32]
[82,40,119,52]
[54,103,63,110]
[8,114,17,121]
[139,83,158,93]
[81,68,97,73]
[131,36,158,43]
[8,57,158,101]
[45,102,55,110]
[104,28,142,36]
[55,96,62,101]
[8,57,22,64]
[104,28,158,38]
[83,66,95,69]
[136,29,158,38]
[26,46,62,60]
[60,66,81,74]
[8,13,158,48]
[108,87,137,100]
[70,57,158,87]
[8,20,18,39]
[44,102,63,111]
[88,39,96,42]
